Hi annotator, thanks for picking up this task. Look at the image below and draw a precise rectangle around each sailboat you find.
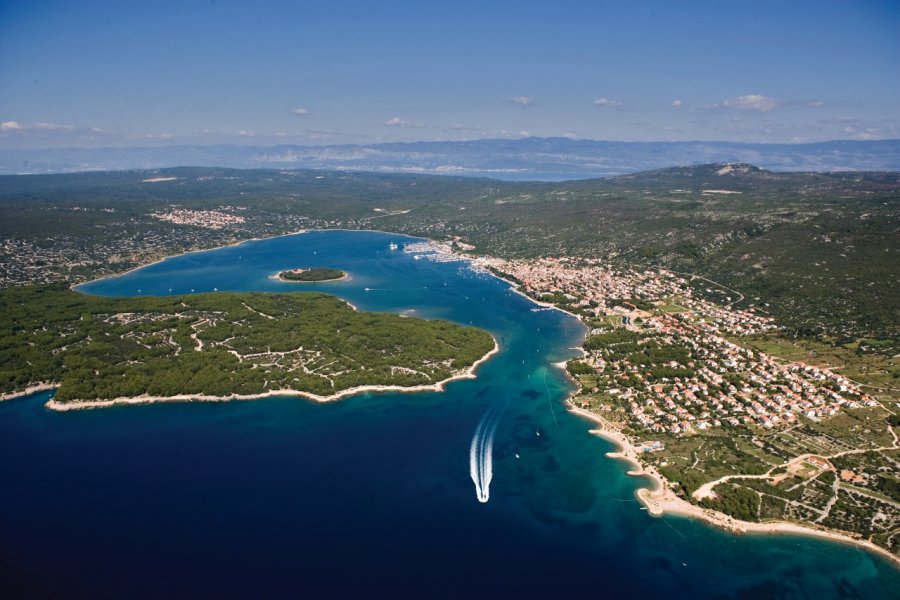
[389,242,398,250]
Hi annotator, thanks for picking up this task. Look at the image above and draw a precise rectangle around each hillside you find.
[0,164,897,352]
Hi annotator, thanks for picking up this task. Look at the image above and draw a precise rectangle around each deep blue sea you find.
[1,230,897,598]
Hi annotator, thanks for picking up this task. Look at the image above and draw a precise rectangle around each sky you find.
[0,0,898,148]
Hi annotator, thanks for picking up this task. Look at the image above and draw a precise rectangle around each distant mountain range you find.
[1,137,898,180]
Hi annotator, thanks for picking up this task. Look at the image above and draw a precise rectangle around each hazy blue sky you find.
[1,0,897,147]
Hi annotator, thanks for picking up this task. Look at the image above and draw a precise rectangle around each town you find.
[476,256,879,436]
[150,207,247,229]
[474,254,899,553]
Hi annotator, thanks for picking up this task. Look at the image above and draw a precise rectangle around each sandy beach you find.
[565,401,900,568]
[507,262,900,569]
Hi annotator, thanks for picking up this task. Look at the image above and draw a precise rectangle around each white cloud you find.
[0,120,109,141]
[593,97,622,108]
[304,129,339,141]
[843,125,881,140]
[510,96,534,107]
[291,107,309,116]
[2,120,79,131]
[237,130,255,137]
[562,131,579,139]
[384,117,424,128]
[33,122,76,131]
[808,100,825,107]
[446,123,484,135]
[837,121,899,141]
[722,94,780,112]
[855,130,881,140]
[498,129,531,139]
[672,99,683,109]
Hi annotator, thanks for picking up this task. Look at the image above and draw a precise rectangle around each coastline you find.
[71,229,310,291]
[505,256,900,569]
[49,227,899,567]
[71,228,431,292]
[565,401,900,568]
[38,229,498,414]
[272,271,350,283]
[477,265,586,322]
[43,337,500,412]
[508,283,585,321]
[0,382,57,403]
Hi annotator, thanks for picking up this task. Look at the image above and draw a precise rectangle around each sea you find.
[1,230,896,598]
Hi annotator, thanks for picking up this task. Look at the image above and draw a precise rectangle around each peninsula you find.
[0,285,496,408]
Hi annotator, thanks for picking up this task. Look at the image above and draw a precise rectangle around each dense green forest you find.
[0,285,495,403]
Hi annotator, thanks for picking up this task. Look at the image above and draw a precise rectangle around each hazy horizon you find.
[5,134,900,152]
[4,136,899,179]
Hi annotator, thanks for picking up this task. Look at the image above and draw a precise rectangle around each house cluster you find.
[665,288,776,336]
[478,256,775,336]
[635,440,666,453]
[477,256,680,311]
[595,315,876,434]
[149,208,246,230]
[479,256,875,436]
[0,233,171,287]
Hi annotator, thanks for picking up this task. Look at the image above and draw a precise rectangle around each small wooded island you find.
[278,268,346,282]
[0,285,496,406]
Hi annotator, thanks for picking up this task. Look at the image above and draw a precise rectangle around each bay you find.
[1,230,896,598]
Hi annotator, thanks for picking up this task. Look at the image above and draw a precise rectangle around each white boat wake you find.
[470,404,503,503]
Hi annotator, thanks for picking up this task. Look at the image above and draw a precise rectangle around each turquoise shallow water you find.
[1,230,897,598]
